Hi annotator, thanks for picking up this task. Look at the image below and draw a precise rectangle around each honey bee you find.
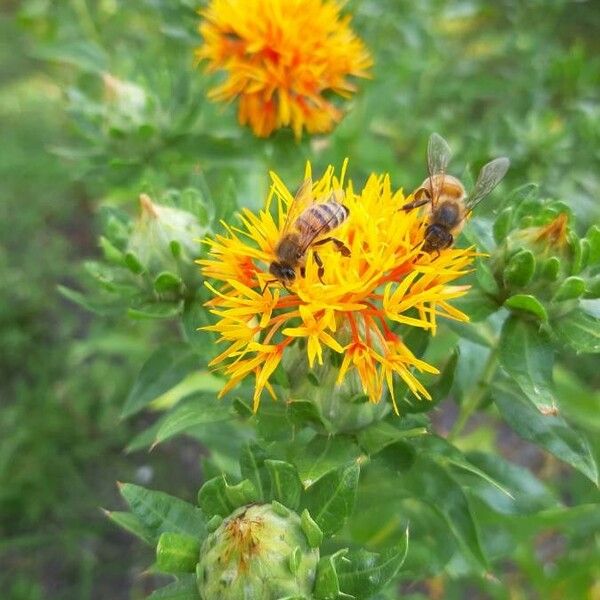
[265,178,351,289]
[402,133,510,254]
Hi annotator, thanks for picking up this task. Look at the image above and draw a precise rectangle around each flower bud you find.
[197,503,319,600]
[282,344,390,434]
[127,194,205,285]
[102,72,147,127]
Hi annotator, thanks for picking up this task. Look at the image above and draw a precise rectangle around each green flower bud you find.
[127,194,206,284]
[197,503,319,600]
[282,343,390,434]
[102,72,148,130]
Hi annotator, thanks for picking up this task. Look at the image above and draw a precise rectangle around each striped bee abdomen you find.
[297,201,349,236]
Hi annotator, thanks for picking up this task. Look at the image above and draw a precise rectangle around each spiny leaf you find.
[122,343,198,418]
[291,435,362,488]
[147,575,200,599]
[265,460,302,510]
[104,510,153,545]
[493,379,598,484]
[119,483,206,545]
[303,462,360,537]
[499,316,556,413]
[239,442,270,500]
[336,529,409,598]
[553,308,600,353]
[156,532,200,574]
[152,394,231,447]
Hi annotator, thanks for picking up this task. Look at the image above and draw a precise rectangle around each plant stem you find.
[447,346,499,441]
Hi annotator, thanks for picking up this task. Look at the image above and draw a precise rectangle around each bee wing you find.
[426,133,452,206]
[427,132,452,176]
[464,157,510,212]
[280,178,314,237]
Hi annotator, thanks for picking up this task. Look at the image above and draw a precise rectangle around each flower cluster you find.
[195,0,372,138]
[200,163,476,411]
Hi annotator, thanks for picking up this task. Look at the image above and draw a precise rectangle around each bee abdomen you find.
[297,201,349,235]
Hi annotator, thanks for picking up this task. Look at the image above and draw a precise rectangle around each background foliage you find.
[1,0,599,599]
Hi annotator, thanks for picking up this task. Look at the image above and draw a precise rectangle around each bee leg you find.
[313,252,326,283]
[312,237,351,257]
[261,279,278,294]
[300,266,306,278]
[402,187,432,211]
[331,238,351,257]
[401,197,431,211]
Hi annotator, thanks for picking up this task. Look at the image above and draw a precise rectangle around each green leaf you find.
[147,575,200,599]
[182,297,213,356]
[265,460,302,510]
[34,40,109,72]
[122,344,198,418]
[303,462,360,537]
[152,394,231,446]
[119,483,206,545]
[337,531,409,598]
[407,457,487,568]
[493,379,598,484]
[99,235,126,265]
[503,249,536,287]
[357,420,427,456]
[475,259,500,295]
[412,435,515,503]
[452,287,498,322]
[291,435,362,488]
[170,240,182,259]
[239,442,271,500]
[499,316,556,413]
[128,300,184,320]
[428,350,459,403]
[300,509,324,548]
[586,224,600,265]
[446,319,494,347]
[156,532,200,573]
[224,480,259,507]
[314,550,347,600]
[586,274,600,299]
[287,399,325,429]
[541,256,561,281]
[569,231,585,274]
[504,294,548,321]
[553,276,586,302]
[154,271,183,293]
[553,308,600,353]
[464,451,558,515]
[493,207,514,245]
[104,510,153,545]
[554,365,600,432]
[124,251,144,274]
[197,476,233,519]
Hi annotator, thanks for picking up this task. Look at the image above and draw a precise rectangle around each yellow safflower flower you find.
[195,0,372,139]
[199,162,475,411]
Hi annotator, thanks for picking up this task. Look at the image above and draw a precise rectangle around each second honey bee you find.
[266,179,351,289]
[402,133,510,254]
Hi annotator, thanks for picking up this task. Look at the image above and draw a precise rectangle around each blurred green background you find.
[1,0,598,598]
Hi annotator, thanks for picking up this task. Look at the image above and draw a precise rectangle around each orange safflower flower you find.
[199,162,476,411]
[195,0,372,138]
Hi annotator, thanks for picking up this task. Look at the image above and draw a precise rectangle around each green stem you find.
[447,346,499,441]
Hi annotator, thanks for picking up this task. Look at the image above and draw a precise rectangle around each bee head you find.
[269,261,296,283]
